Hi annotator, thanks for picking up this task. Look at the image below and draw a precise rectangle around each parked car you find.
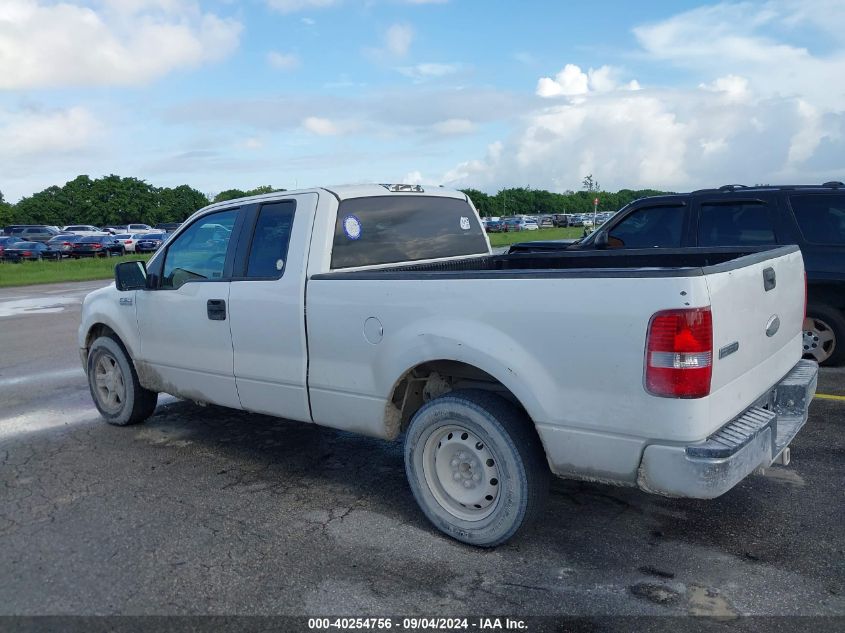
[62,225,108,237]
[2,241,51,262]
[126,223,155,234]
[0,236,27,260]
[5,225,62,242]
[135,233,167,253]
[47,234,84,256]
[111,234,139,253]
[155,222,182,233]
[71,236,124,258]
[484,220,504,233]
[509,182,845,365]
[551,214,570,227]
[538,216,555,228]
[80,183,815,547]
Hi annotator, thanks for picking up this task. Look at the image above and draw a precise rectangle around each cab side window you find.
[697,201,776,246]
[161,209,238,289]
[245,201,296,278]
[607,205,685,248]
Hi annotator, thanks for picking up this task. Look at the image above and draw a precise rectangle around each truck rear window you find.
[331,196,487,269]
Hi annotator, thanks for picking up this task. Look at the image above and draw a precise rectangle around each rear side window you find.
[331,196,487,269]
[245,201,296,278]
[607,205,685,248]
[790,194,845,245]
[698,201,776,246]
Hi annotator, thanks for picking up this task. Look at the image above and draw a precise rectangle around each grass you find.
[487,227,586,248]
[0,254,153,288]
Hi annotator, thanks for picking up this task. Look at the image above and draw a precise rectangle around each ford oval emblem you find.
[765,315,781,337]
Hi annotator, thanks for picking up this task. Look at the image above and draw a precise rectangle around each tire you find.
[86,336,158,425]
[404,389,549,547]
[804,304,845,366]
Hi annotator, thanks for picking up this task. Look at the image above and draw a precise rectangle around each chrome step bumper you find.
[637,359,819,499]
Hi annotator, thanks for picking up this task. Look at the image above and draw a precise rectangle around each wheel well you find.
[83,323,125,364]
[808,283,845,312]
[387,360,526,433]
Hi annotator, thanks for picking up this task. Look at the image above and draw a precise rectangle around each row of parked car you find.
[0,231,170,263]
[481,212,616,233]
[1,222,181,242]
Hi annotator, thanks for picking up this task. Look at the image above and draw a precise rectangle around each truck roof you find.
[201,183,467,214]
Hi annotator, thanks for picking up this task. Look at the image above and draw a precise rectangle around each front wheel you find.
[87,336,158,425]
[404,389,549,547]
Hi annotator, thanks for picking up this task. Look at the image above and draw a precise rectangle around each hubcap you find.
[422,424,501,521]
[803,317,835,363]
[93,353,126,414]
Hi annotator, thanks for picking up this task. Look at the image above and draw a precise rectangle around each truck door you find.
[227,193,318,422]
[135,206,243,408]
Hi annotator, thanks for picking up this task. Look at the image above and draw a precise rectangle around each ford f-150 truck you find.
[78,184,817,546]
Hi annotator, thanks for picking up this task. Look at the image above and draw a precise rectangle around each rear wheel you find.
[804,304,845,366]
[404,389,549,547]
[87,336,158,425]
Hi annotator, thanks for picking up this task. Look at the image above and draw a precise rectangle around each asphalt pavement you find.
[0,281,843,618]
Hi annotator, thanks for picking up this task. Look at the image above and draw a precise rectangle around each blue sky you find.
[1,0,844,200]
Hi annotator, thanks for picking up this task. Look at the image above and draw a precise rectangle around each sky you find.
[1,0,844,201]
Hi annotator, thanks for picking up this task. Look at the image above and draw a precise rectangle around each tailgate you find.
[705,246,805,425]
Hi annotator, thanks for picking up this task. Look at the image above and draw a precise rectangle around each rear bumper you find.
[637,359,818,499]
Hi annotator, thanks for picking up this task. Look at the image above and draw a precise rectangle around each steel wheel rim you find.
[93,352,126,414]
[421,424,501,522]
[803,317,835,363]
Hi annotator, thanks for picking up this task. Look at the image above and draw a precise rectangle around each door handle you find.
[207,299,226,321]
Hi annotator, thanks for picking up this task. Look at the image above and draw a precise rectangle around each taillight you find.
[645,307,713,398]
[93,243,102,248]
[126,240,133,244]
[23,251,32,256]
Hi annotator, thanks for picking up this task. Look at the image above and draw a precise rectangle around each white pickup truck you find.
[78,184,817,546]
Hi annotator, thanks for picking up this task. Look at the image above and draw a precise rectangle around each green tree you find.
[212,185,284,204]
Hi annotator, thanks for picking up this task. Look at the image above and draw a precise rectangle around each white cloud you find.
[301,17,316,25]
[431,118,475,135]
[445,0,845,193]
[0,107,101,156]
[384,23,413,57]
[266,0,339,13]
[397,62,462,81]
[364,22,414,61]
[0,0,242,89]
[267,51,301,71]
[302,116,340,135]
[404,170,424,184]
[536,64,637,98]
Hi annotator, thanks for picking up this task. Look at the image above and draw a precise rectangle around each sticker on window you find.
[343,215,362,240]
[460,216,471,230]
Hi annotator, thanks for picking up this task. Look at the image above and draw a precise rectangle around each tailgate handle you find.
[207,299,227,321]
[763,267,776,292]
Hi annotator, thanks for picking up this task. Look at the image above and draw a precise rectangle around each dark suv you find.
[510,182,845,365]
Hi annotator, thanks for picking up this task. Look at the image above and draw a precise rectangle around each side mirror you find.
[115,260,147,291]
[594,230,609,249]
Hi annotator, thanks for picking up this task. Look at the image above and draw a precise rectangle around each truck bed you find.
[312,246,798,279]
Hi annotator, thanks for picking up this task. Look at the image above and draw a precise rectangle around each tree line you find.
[0,174,671,229]
[0,176,283,228]
[460,186,670,219]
